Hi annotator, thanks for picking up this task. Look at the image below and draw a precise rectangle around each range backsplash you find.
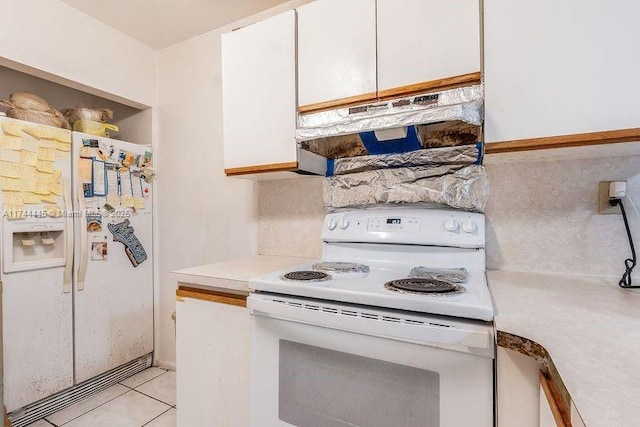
[258,154,640,278]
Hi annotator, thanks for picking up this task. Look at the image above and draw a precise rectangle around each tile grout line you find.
[140,407,174,427]
[55,389,171,427]
[40,369,168,427]
[120,369,168,390]
[49,388,133,427]
[131,389,175,408]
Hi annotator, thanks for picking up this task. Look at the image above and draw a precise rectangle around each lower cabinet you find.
[176,287,250,427]
[497,347,583,427]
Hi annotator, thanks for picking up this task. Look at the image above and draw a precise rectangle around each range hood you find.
[294,84,483,175]
[296,84,483,141]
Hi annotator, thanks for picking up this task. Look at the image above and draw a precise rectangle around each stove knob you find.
[444,218,459,232]
[340,218,350,230]
[462,219,477,234]
[328,218,337,230]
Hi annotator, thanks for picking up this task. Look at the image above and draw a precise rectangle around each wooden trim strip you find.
[540,371,571,427]
[176,287,248,308]
[298,92,378,115]
[377,72,482,101]
[485,127,640,154]
[298,73,481,114]
[225,161,298,176]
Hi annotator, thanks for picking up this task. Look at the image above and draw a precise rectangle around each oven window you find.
[279,340,440,427]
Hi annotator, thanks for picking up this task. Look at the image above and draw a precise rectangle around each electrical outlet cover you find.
[599,181,621,214]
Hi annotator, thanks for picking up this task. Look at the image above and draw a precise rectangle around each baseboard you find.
[153,359,176,371]
[8,354,152,427]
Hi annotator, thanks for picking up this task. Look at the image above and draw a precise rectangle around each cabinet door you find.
[297,0,377,112]
[485,0,640,143]
[176,294,250,427]
[377,0,481,96]
[222,10,297,171]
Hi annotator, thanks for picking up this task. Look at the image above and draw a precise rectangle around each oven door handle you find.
[248,294,493,355]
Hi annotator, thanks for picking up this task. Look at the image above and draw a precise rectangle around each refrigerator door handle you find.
[62,178,73,293]
[77,183,88,291]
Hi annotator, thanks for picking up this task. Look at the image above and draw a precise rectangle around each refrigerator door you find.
[1,117,74,412]
[71,133,153,383]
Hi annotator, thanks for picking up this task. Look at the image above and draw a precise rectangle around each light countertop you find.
[489,270,640,427]
[170,255,314,294]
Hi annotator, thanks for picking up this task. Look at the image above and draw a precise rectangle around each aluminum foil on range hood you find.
[296,84,483,141]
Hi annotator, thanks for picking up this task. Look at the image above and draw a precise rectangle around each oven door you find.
[249,293,494,427]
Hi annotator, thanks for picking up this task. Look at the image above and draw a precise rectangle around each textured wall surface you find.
[258,177,325,259]
[485,155,640,277]
[256,155,640,280]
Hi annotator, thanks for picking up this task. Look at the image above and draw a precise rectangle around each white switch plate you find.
[598,181,621,214]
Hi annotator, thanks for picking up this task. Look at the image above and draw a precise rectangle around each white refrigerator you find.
[0,117,154,422]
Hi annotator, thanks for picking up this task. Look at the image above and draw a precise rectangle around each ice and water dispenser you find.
[2,218,66,273]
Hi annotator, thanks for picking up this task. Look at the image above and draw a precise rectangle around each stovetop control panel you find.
[366,216,422,232]
[323,208,485,248]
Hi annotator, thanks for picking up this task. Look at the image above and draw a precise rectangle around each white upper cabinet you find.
[377,0,481,95]
[222,10,297,171]
[485,0,640,143]
[297,0,377,110]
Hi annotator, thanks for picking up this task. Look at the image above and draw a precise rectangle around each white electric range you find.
[248,208,495,427]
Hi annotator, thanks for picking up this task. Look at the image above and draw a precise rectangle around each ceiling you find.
[60,0,290,49]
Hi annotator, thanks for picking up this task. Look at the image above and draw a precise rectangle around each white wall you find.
[0,0,156,108]
[155,0,312,369]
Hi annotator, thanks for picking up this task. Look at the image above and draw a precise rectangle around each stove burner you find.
[384,278,464,296]
[312,262,370,274]
[283,271,330,282]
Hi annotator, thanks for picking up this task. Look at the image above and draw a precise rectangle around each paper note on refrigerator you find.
[39,127,56,140]
[39,194,58,204]
[0,149,21,163]
[106,193,120,208]
[1,122,22,136]
[23,127,42,139]
[20,138,39,153]
[53,169,62,183]
[2,191,23,205]
[20,150,38,167]
[55,141,71,152]
[0,161,21,178]
[106,165,118,193]
[21,178,37,193]
[1,135,22,150]
[34,180,51,195]
[0,177,22,191]
[37,172,54,183]
[120,194,134,208]
[49,182,63,196]
[132,175,143,199]
[22,192,40,204]
[78,159,92,181]
[92,160,106,196]
[133,198,145,210]
[20,165,37,181]
[37,146,55,161]
[36,160,55,174]
[55,129,71,143]
[119,170,133,197]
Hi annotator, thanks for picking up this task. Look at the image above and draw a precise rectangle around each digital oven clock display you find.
[386,218,402,225]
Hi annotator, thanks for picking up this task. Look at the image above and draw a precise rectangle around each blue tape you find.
[476,141,484,165]
[326,158,335,177]
[359,126,422,155]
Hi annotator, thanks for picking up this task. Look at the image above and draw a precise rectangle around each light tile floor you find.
[26,368,176,427]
